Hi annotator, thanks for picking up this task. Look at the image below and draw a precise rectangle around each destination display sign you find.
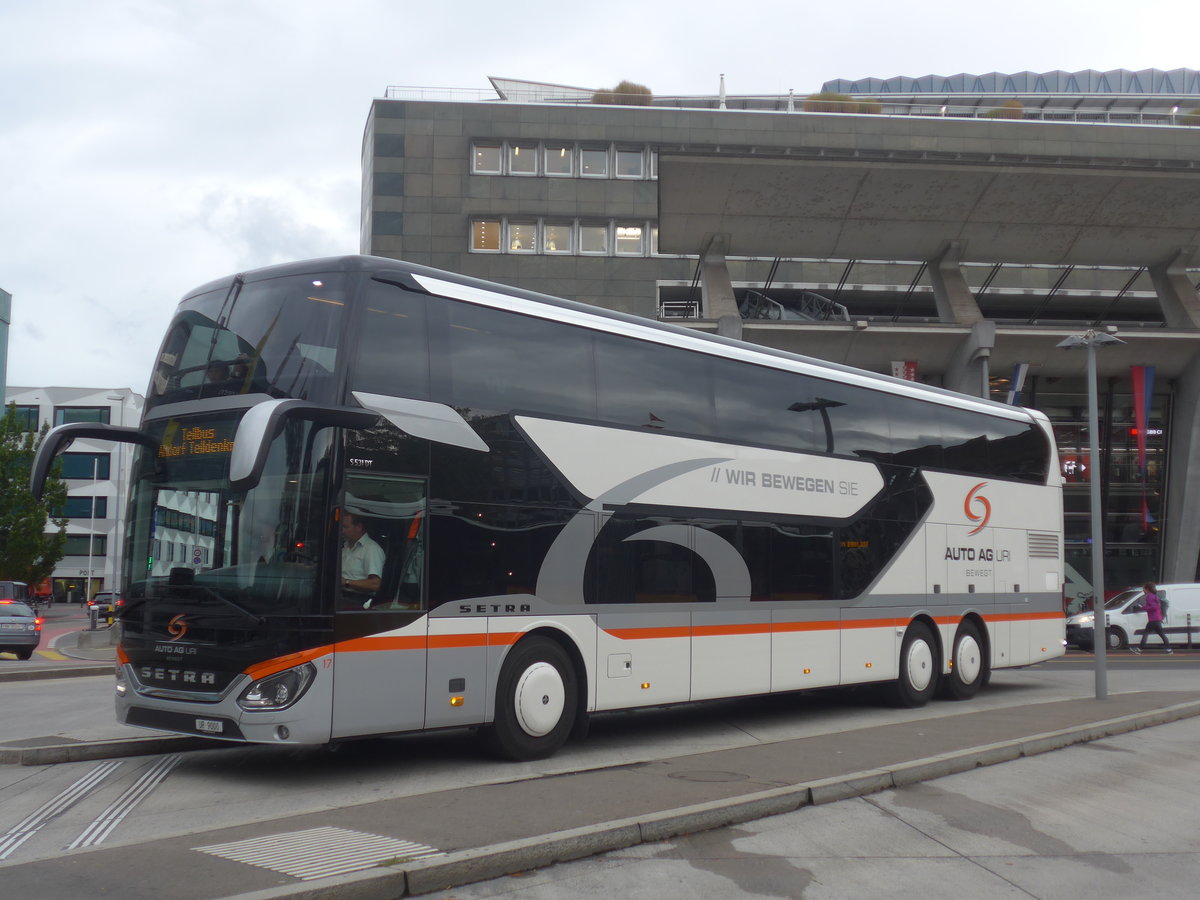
[157,424,236,459]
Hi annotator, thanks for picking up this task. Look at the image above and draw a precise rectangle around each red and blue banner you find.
[1130,365,1156,530]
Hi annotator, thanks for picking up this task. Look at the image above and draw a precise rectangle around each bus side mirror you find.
[29,423,154,501]
[230,399,379,491]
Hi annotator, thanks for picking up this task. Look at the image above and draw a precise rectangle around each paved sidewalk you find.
[1,687,1198,900]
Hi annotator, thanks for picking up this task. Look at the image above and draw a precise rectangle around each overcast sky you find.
[2,0,1195,394]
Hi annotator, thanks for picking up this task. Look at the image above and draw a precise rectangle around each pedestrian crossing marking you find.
[195,826,443,880]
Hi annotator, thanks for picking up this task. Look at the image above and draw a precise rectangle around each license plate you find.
[195,718,225,734]
[0,623,23,631]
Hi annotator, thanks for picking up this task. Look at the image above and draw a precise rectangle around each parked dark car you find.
[88,592,123,617]
[0,599,42,660]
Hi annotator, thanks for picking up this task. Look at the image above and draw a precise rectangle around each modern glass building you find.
[361,72,1200,606]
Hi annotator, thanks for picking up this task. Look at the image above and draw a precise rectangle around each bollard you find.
[89,607,98,631]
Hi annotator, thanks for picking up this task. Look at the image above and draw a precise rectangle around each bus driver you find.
[341,513,385,608]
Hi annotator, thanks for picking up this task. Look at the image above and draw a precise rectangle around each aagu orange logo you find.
[167,614,188,641]
[964,482,991,535]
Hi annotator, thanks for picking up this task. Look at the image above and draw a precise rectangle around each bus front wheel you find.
[890,622,938,708]
[487,636,578,761]
[939,620,987,701]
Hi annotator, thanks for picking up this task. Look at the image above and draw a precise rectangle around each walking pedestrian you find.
[1131,582,1173,654]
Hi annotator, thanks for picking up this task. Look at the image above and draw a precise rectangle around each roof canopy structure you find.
[657,153,1200,267]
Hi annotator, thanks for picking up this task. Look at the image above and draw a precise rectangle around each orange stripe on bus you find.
[692,623,773,637]
[839,618,907,630]
[604,626,691,640]
[335,635,426,653]
[985,611,1066,623]
[244,644,334,680]
[772,621,842,633]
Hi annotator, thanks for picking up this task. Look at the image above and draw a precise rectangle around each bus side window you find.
[343,472,427,611]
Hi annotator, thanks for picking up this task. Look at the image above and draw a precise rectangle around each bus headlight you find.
[115,663,128,696]
[237,663,316,711]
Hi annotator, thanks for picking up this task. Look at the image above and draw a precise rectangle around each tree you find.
[0,404,67,583]
[802,92,880,114]
[982,99,1025,120]
[592,80,653,106]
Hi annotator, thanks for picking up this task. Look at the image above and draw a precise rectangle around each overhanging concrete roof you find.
[657,153,1200,267]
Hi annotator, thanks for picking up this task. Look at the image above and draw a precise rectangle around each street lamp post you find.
[1057,329,1125,700]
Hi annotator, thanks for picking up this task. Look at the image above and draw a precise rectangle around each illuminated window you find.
[508,142,537,175]
[508,221,537,252]
[544,144,572,176]
[544,222,573,254]
[472,144,502,174]
[471,220,501,252]
[615,224,644,255]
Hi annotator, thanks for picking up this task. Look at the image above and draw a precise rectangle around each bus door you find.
[331,472,429,740]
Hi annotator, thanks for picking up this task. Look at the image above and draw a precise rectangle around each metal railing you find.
[740,290,850,322]
[381,85,1200,127]
[658,300,700,320]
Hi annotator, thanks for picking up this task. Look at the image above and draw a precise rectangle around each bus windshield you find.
[122,412,335,618]
[145,271,347,412]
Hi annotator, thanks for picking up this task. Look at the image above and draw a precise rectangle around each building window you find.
[60,496,108,518]
[54,406,110,426]
[472,219,502,252]
[472,143,502,174]
[615,224,644,255]
[544,222,573,254]
[508,142,538,175]
[470,218,659,257]
[580,224,609,254]
[544,143,573,176]
[470,140,657,180]
[61,534,108,556]
[508,221,537,252]
[616,148,644,178]
[61,452,111,480]
[580,147,609,177]
[12,405,40,432]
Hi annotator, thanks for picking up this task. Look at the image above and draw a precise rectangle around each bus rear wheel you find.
[939,620,987,701]
[890,621,938,708]
[487,636,578,761]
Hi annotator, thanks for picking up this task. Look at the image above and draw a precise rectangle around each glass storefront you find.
[992,373,1167,612]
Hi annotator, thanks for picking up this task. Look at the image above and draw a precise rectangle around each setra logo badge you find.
[167,613,188,641]
[964,482,991,535]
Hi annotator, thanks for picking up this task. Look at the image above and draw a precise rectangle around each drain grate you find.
[195,826,443,881]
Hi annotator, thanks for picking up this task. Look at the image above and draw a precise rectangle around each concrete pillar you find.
[1161,356,1200,582]
[699,234,739,319]
[716,315,743,340]
[943,321,996,399]
[928,241,984,325]
[1149,248,1200,330]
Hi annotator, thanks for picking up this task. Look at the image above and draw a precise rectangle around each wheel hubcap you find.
[955,635,982,684]
[514,662,566,737]
[906,639,934,692]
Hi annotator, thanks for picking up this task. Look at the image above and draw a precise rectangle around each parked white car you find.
[1066,583,1200,650]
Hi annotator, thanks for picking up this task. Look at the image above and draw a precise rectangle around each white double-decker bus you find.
[33,256,1064,759]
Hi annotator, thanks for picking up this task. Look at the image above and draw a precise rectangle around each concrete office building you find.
[5,386,144,602]
[360,71,1200,602]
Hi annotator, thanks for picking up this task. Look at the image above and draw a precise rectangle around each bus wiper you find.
[169,584,268,626]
